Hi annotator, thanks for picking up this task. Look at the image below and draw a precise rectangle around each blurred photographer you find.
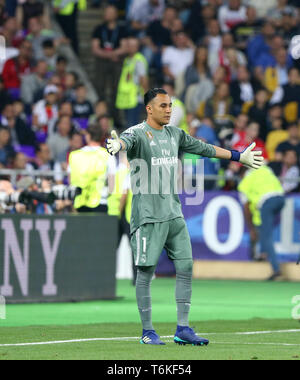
[0,178,15,214]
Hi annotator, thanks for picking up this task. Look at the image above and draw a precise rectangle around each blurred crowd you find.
[1,0,300,215]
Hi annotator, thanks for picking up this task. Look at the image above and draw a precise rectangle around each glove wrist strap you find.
[230,150,241,162]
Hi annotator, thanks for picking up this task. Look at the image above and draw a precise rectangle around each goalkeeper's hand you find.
[239,142,264,169]
[106,130,122,156]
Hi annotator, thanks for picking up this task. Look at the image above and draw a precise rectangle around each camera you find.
[0,186,81,207]
[51,185,82,201]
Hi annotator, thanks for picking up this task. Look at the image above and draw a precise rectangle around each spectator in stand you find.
[12,99,27,124]
[142,6,177,66]
[64,71,79,102]
[181,45,211,97]
[186,0,218,44]
[31,142,63,183]
[270,67,300,124]
[266,103,286,130]
[230,65,258,115]
[41,39,58,74]
[66,132,84,164]
[127,0,165,35]
[91,4,127,120]
[47,115,73,163]
[20,59,48,109]
[11,151,33,172]
[0,76,12,113]
[246,0,277,18]
[277,149,300,193]
[2,39,34,98]
[0,0,8,26]
[0,127,15,167]
[218,0,247,33]
[71,83,94,120]
[88,100,109,126]
[162,30,195,81]
[0,16,25,48]
[208,32,247,79]
[184,76,214,116]
[247,88,270,141]
[246,20,275,68]
[0,103,36,147]
[48,100,81,136]
[97,114,113,147]
[230,113,249,146]
[54,55,68,90]
[32,84,59,138]
[16,0,51,30]
[275,122,300,162]
[212,65,228,87]
[278,7,299,45]
[267,0,298,28]
[25,16,66,61]
[201,81,234,130]
[265,115,288,161]
[203,18,222,57]
[233,121,268,159]
[162,81,189,134]
[272,47,291,87]
[253,36,292,92]
[231,6,263,52]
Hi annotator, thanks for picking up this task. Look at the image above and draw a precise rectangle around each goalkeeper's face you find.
[147,94,172,126]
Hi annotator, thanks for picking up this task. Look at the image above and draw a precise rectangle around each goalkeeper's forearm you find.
[213,146,232,160]
[119,139,127,151]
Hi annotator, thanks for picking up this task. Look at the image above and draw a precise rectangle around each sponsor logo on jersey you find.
[159,140,168,144]
[151,157,178,166]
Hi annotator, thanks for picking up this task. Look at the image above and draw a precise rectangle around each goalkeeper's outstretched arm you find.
[213,143,264,170]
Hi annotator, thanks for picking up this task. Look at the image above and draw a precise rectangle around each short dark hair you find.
[144,88,168,106]
[75,82,85,90]
[87,124,104,143]
[56,55,68,65]
[42,39,54,49]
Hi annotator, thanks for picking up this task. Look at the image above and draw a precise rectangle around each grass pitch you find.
[0,279,299,360]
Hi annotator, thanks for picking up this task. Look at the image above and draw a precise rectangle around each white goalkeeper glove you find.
[239,142,264,169]
[106,130,122,156]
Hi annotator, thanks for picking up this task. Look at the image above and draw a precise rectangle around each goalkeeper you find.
[106,88,264,346]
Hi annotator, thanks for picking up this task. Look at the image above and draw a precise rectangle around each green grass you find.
[0,279,300,360]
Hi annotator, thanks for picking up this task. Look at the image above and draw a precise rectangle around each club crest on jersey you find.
[145,131,153,140]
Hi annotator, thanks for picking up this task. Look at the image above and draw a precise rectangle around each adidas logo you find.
[150,140,156,147]
[142,336,152,343]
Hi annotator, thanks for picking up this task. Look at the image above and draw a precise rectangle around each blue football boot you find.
[174,326,209,346]
[140,330,166,345]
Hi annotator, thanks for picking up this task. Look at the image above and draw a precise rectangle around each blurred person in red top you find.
[32,84,59,136]
[2,40,34,93]
[233,121,268,159]
[0,16,25,48]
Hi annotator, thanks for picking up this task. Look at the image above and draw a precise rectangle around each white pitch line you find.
[0,329,299,348]
[210,342,300,347]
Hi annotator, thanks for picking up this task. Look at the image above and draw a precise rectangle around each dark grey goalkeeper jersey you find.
[120,122,216,234]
